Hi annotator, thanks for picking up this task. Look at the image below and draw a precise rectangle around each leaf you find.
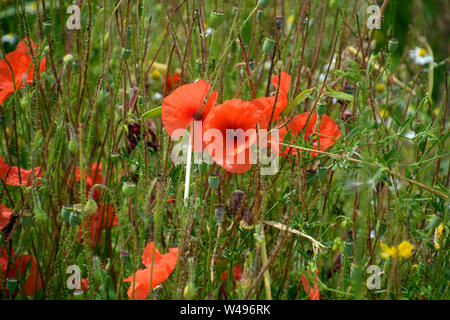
[281,88,315,116]
[327,87,353,101]
[141,106,162,119]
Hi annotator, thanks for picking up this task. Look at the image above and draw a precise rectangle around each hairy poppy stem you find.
[183,133,193,206]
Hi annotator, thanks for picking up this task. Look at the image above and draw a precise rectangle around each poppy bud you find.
[63,54,75,65]
[121,47,132,60]
[61,204,73,223]
[209,10,225,28]
[262,37,276,55]
[388,38,398,53]
[317,104,327,116]
[69,208,82,227]
[122,181,136,196]
[208,174,220,190]
[68,139,78,153]
[231,7,239,16]
[34,207,47,224]
[183,282,197,299]
[6,278,18,293]
[21,210,33,228]
[329,0,338,9]
[257,0,269,8]
[85,199,98,215]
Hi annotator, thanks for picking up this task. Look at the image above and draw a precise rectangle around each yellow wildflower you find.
[380,242,397,259]
[379,109,389,118]
[151,70,162,80]
[380,241,413,259]
[397,241,413,259]
[376,83,385,94]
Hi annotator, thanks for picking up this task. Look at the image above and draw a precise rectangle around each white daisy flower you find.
[408,47,433,66]
[1,33,17,46]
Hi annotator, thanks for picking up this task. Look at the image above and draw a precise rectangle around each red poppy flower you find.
[162,80,218,143]
[0,39,46,106]
[75,162,103,199]
[203,99,266,174]
[163,73,181,93]
[0,204,12,230]
[251,72,291,122]
[77,203,118,247]
[0,156,41,187]
[0,247,42,296]
[124,241,179,300]
[280,112,340,157]
[301,269,320,300]
[220,265,242,282]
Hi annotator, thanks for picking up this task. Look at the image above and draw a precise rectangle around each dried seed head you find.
[229,190,245,216]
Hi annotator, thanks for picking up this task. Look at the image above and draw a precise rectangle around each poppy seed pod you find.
[263,38,276,55]
[6,278,18,293]
[21,210,33,228]
[122,181,136,196]
[61,204,73,223]
[257,0,269,8]
[121,47,132,60]
[69,207,82,227]
[85,199,98,215]
[209,10,225,28]
[257,9,264,20]
[388,38,398,53]
[208,174,220,190]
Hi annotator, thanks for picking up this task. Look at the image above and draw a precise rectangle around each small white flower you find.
[1,33,17,46]
[408,47,433,66]
[152,92,162,101]
[205,28,213,37]
[404,130,416,139]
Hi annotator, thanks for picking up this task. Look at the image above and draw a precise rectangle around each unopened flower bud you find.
[63,54,75,65]
[85,199,98,215]
[68,139,78,153]
[262,37,276,55]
